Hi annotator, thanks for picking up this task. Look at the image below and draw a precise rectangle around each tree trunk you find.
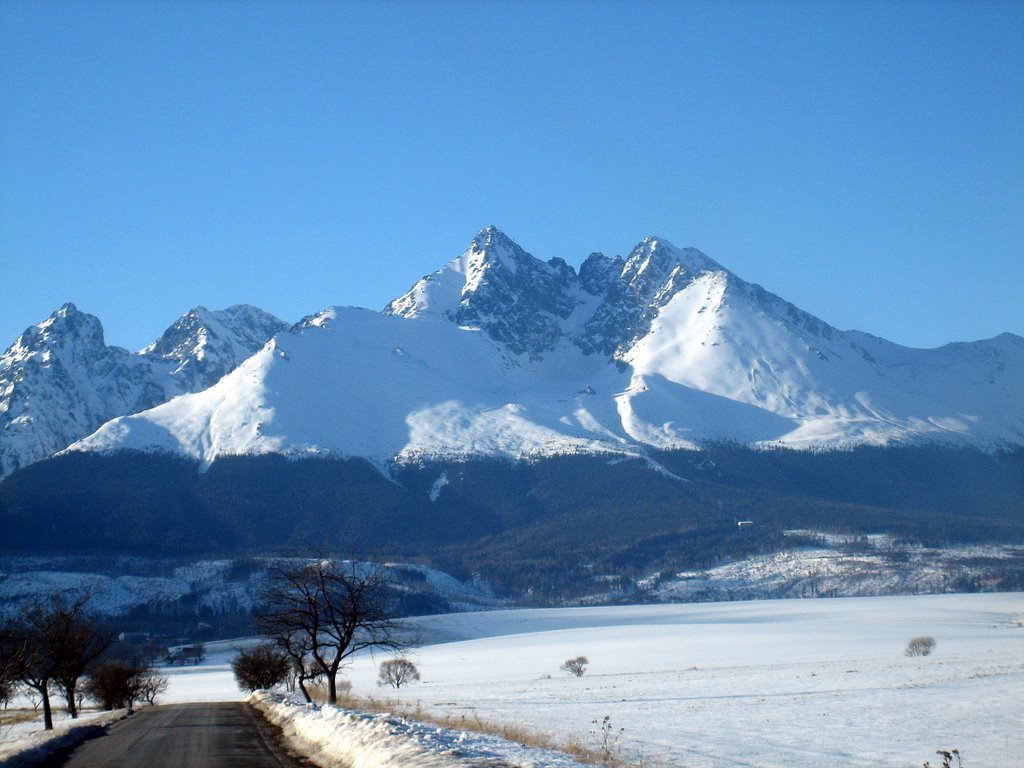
[297,676,312,704]
[327,671,337,704]
[41,686,54,730]
[65,682,79,718]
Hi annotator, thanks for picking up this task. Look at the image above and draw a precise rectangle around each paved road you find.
[38,703,310,768]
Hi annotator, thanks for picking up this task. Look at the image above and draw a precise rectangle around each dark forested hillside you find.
[2,446,1021,599]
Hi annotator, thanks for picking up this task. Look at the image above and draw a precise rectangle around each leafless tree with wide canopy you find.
[255,558,413,704]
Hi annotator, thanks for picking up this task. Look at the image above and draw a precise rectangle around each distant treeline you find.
[1,444,1021,601]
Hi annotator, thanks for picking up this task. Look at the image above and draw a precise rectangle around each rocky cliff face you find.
[385,227,582,358]
[140,304,290,391]
[385,228,838,363]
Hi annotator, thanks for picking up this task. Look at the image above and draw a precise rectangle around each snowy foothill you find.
[0,557,504,625]
[648,538,1024,602]
[146,593,1024,768]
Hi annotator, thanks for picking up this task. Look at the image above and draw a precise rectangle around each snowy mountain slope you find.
[0,304,287,478]
[620,268,1024,448]
[62,228,1024,470]
[70,307,642,467]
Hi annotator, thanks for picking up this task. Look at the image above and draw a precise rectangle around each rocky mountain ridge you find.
[0,303,287,478]
[383,227,739,360]
[3,227,1022,479]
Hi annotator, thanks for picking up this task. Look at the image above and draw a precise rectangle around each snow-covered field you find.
[153,593,1024,768]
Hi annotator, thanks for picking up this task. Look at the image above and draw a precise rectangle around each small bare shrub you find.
[138,670,168,704]
[560,655,589,677]
[905,636,937,657]
[923,748,962,768]
[0,676,14,710]
[591,715,625,764]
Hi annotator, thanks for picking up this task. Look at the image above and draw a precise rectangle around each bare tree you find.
[52,597,112,718]
[2,607,59,729]
[560,656,589,677]
[280,630,321,703]
[231,643,291,693]
[0,625,25,710]
[138,669,169,705]
[377,658,420,689]
[0,670,15,710]
[0,594,110,729]
[255,558,412,705]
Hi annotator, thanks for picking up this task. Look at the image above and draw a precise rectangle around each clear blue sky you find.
[2,0,1021,352]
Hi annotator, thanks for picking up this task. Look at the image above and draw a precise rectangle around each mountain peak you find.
[385,230,737,360]
[384,227,579,357]
[471,225,516,251]
[0,302,288,479]
[463,226,544,279]
[45,301,90,325]
[10,303,108,357]
[139,304,288,389]
[626,237,724,279]
[579,252,624,296]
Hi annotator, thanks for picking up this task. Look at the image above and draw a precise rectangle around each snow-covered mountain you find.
[0,303,288,478]
[60,227,1024,469]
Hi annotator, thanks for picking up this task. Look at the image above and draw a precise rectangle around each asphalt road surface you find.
[37,702,310,768]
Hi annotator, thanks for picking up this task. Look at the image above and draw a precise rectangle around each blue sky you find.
[2,0,1021,352]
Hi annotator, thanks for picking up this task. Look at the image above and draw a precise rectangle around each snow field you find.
[160,637,252,703]
[339,595,1023,767]
[149,594,1023,767]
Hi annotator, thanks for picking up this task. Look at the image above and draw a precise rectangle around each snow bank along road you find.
[32,703,307,768]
